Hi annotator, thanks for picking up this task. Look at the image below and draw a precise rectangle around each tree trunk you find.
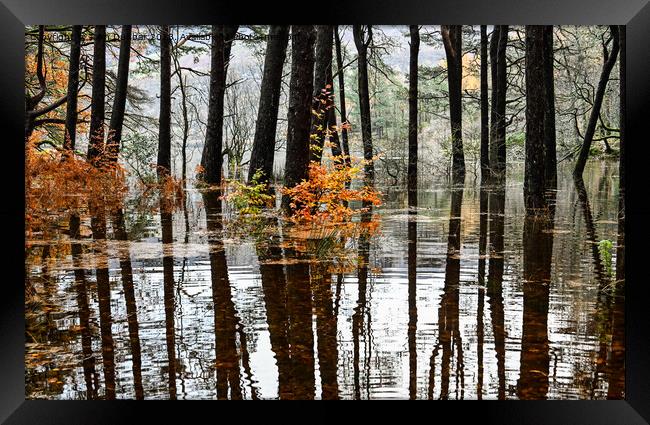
[489,26,508,179]
[489,26,499,176]
[408,25,419,208]
[157,25,172,178]
[543,26,557,189]
[574,26,620,179]
[326,64,343,161]
[106,25,132,165]
[524,26,547,213]
[310,25,334,163]
[334,26,351,170]
[480,25,489,182]
[334,26,351,165]
[172,47,190,188]
[199,25,239,185]
[496,26,508,177]
[247,25,289,186]
[441,25,465,185]
[353,25,375,188]
[87,25,106,166]
[282,25,316,213]
[63,25,82,152]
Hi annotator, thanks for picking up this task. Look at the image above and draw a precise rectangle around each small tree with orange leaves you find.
[281,153,382,225]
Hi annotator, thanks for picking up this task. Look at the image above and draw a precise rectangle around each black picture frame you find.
[3,0,649,422]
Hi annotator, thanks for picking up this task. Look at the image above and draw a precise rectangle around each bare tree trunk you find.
[326,64,343,160]
[353,25,375,188]
[199,25,239,185]
[310,25,334,163]
[525,26,548,213]
[488,26,499,176]
[334,26,351,168]
[480,25,489,183]
[496,26,508,177]
[408,25,419,208]
[247,25,289,186]
[106,25,132,165]
[88,25,106,166]
[441,25,465,184]
[282,25,316,213]
[63,25,82,152]
[489,26,508,179]
[543,26,557,189]
[172,46,190,188]
[157,25,172,178]
[574,26,619,179]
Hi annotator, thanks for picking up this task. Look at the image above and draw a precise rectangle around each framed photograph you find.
[3,0,649,422]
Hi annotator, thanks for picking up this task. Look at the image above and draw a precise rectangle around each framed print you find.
[2,0,650,423]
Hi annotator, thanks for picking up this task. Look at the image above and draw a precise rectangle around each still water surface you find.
[25,162,624,399]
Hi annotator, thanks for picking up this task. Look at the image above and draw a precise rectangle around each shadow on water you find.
[517,197,555,400]
[25,163,625,399]
[429,186,464,400]
[111,208,144,400]
[487,183,506,400]
[69,214,99,399]
[407,210,417,399]
[90,207,116,400]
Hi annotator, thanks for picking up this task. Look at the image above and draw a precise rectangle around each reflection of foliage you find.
[598,239,613,277]
[280,215,381,274]
[281,155,382,224]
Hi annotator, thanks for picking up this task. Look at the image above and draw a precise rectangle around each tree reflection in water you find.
[25,164,625,400]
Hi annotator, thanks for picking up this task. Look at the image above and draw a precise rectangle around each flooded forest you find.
[25,25,625,400]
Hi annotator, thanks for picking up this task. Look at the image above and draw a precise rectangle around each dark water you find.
[25,162,624,400]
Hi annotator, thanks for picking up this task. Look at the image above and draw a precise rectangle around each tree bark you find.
[87,25,106,166]
[199,25,239,184]
[63,25,82,152]
[325,64,343,161]
[282,25,316,212]
[441,25,465,184]
[310,25,334,163]
[334,26,351,166]
[106,25,132,165]
[488,26,499,176]
[496,26,508,177]
[489,26,508,179]
[480,25,489,182]
[524,26,547,213]
[247,25,289,186]
[353,25,375,188]
[172,46,189,188]
[543,26,557,189]
[574,26,619,179]
[157,25,172,178]
[408,25,419,208]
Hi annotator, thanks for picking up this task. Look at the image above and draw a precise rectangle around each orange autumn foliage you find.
[25,140,127,237]
[281,154,382,225]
